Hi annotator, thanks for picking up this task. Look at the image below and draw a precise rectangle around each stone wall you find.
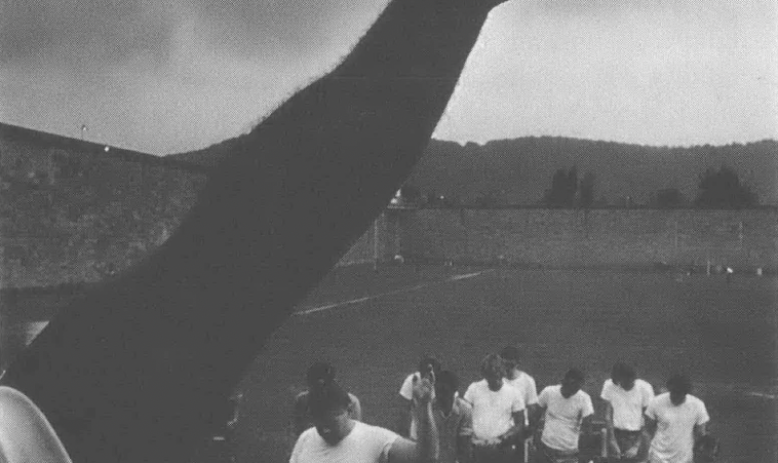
[392,208,778,270]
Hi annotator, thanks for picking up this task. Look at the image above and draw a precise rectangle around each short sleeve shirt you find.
[538,385,594,452]
[434,397,473,463]
[290,422,399,463]
[505,372,539,425]
[645,393,709,463]
[600,379,654,431]
[463,379,525,440]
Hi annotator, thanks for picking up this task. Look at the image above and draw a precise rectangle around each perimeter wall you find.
[388,208,778,271]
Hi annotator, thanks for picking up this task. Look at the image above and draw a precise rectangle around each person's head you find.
[418,355,442,380]
[481,353,504,390]
[435,370,459,406]
[561,368,585,398]
[611,362,636,391]
[308,380,354,444]
[666,374,692,406]
[499,346,521,375]
[306,361,336,389]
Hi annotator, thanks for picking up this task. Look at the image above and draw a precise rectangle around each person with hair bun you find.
[293,362,362,436]
[290,377,438,463]
[644,375,709,463]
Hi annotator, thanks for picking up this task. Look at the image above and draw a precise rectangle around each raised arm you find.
[1,1,509,463]
[389,376,439,463]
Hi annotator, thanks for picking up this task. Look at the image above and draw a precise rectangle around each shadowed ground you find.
[232,265,777,463]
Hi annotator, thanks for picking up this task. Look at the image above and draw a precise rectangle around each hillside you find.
[171,136,778,206]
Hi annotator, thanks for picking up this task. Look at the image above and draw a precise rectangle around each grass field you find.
[223,264,776,462]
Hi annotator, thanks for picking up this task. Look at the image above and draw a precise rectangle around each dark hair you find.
[500,346,521,363]
[611,362,636,384]
[481,353,504,378]
[667,374,692,396]
[563,368,585,383]
[436,370,459,392]
[308,380,351,418]
[418,355,441,375]
[306,361,336,387]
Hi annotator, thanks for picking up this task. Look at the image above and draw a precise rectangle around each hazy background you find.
[1,0,776,154]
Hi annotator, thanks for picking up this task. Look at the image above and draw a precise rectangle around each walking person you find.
[644,375,709,463]
[432,371,473,463]
[293,361,362,436]
[398,355,442,438]
[290,378,438,463]
[463,354,525,463]
[535,369,594,463]
[601,362,654,462]
[500,346,539,462]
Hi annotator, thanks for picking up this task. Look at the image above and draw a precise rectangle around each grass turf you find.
[227,264,776,463]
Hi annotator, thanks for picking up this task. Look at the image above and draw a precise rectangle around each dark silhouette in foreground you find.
[1,0,511,462]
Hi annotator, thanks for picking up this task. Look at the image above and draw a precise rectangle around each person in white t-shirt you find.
[536,369,594,463]
[398,355,442,438]
[463,353,525,463]
[500,346,539,463]
[644,375,709,463]
[601,362,654,462]
[290,378,438,463]
[293,361,362,436]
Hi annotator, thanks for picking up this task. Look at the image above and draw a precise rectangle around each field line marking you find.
[746,392,777,400]
[295,270,492,316]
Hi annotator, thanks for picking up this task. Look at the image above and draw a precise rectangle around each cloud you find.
[188,0,386,58]
[0,0,180,68]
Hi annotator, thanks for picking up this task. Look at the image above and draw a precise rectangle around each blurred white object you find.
[0,386,72,463]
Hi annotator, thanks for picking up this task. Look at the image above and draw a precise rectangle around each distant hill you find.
[170,136,778,206]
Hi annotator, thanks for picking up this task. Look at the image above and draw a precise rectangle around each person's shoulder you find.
[540,384,558,394]
[358,422,400,442]
[601,379,614,395]
[453,397,473,418]
[685,394,706,408]
[636,379,653,391]
[467,379,485,391]
[297,426,319,444]
[538,384,558,398]
[576,389,592,401]
[650,391,670,406]
[455,396,473,412]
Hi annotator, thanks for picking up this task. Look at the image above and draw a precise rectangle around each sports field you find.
[230,264,777,463]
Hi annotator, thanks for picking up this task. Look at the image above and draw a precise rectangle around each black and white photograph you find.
[0,1,775,462]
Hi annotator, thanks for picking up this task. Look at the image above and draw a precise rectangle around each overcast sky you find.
[1,0,776,155]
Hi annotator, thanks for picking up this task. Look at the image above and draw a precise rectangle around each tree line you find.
[400,164,762,209]
[541,164,760,209]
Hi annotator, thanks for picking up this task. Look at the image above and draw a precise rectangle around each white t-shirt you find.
[505,371,538,426]
[463,379,525,440]
[600,378,654,431]
[538,385,594,452]
[290,421,399,463]
[645,393,709,463]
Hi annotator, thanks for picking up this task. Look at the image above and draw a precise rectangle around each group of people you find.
[289,349,714,463]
